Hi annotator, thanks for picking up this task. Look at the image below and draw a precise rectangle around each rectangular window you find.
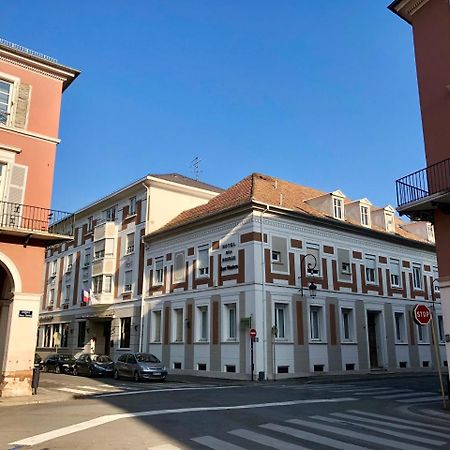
[174,251,185,283]
[84,250,91,267]
[174,308,183,342]
[417,324,428,343]
[274,303,287,339]
[124,270,133,292]
[385,213,395,232]
[94,240,105,260]
[390,259,401,287]
[438,316,444,343]
[365,254,377,284]
[77,321,86,347]
[64,284,71,303]
[48,288,55,306]
[271,250,281,263]
[310,306,322,340]
[120,317,131,348]
[0,80,12,124]
[197,245,209,277]
[154,257,163,285]
[61,323,70,348]
[305,243,320,276]
[51,260,57,276]
[198,306,208,341]
[360,205,370,226]
[152,310,162,342]
[337,248,351,279]
[271,236,288,272]
[93,275,103,294]
[413,264,423,290]
[129,197,136,216]
[226,303,237,340]
[104,205,116,222]
[341,308,353,341]
[333,197,343,219]
[44,325,51,347]
[126,233,135,254]
[433,267,440,292]
[87,216,93,233]
[104,275,113,293]
[394,312,406,343]
[66,254,73,272]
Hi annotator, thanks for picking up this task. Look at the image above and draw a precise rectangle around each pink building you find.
[0,39,78,397]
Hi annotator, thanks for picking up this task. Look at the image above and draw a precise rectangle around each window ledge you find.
[274,339,293,344]
[395,342,409,345]
[126,213,137,220]
[341,341,357,345]
[117,347,131,350]
[195,340,210,344]
[222,340,239,344]
[309,340,327,344]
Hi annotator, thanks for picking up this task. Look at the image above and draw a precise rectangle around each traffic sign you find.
[413,304,432,326]
[249,328,257,338]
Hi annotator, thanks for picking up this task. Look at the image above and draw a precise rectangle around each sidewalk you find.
[0,387,72,408]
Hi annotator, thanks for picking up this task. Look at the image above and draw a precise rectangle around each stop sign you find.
[249,328,257,338]
[414,304,432,326]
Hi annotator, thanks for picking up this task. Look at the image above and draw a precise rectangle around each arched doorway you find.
[0,262,15,373]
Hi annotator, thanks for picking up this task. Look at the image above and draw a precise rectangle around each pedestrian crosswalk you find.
[187,408,450,450]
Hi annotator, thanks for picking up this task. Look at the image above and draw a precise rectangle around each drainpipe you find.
[260,205,269,380]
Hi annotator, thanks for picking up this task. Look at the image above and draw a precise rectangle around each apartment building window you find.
[84,250,91,267]
[417,323,429,343]
[197,245,209,277]
[394,312,406,343]
[333,197,344,220]
[77,321,86,347]
[0,80,12,124]
[152,310,162,342]
[126,232,135,254]
[104,275,113,293]
[337,248,351,279]
[129,197,136,216]
[305,243,320,276]
[438,316,444,343]
[360,205,370,226]
[274,303,287,339]
[61,323,69,348]
[413,264,423,290]
[174,251,185,283]
[271,251,281,263]
[198,305,209,341]
[365,254,377,284]
[48,288,55,306]
[64,284,71,303]
[124,270,133,292]
[43,325,51,347]
[390,259,401,287]
[87,216,93,233]
[65,254,73,272]
[341,308,354,341]
[154,258,163,285]
[225,303,237,340]
[271,236,288,272]
[120,317,131,348]
[310,306,322,341]
[174,308,183,342]
[104,205,116,222]
[51,259,57,276]
[385,213,395,233]
[94,240,105,260]
[433,267,440,292]
[92,276,103,294]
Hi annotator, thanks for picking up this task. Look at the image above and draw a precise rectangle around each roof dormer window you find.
[360,205,370,226]
[385,212,395,233]
[333,197,344,220]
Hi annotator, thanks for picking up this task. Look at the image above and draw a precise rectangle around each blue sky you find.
[3,1,424,212]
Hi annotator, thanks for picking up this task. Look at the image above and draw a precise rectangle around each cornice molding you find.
[0,123,60,144]
[390,0,431,23]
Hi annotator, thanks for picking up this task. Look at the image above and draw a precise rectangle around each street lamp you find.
[299,253,318,298]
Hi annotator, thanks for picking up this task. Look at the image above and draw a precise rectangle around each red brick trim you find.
[402,260,410,269]
[323,245,334,255]
[291,239,302,249]
[424,264,431,272]
[187,304,193,345]
[163,305,170,345]
[264,250,296,285]
[147,258,153,266]
[218,249,245,286]
[331,260,357,292]
[212,241,220,250]
[212,301,219,345]
[240,232,263,243]
[378,256,387,264]
[188,247,194,256]
[166,253,172,261]
[352,251,362,260]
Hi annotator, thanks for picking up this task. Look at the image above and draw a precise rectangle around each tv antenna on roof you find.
[190,156,202,181]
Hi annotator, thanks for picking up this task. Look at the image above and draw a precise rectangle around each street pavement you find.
[1,373,449,449]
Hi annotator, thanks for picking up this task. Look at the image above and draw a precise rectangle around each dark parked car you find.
[114,353,167,381]
[73,354,114,377]
[43,354,76,374]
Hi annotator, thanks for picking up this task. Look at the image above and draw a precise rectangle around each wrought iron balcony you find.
[0,201,74,243]
[396,157,450,221]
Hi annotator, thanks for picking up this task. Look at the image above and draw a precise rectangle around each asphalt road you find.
[1,373,449,450]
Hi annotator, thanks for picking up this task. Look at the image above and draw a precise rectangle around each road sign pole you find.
[431,314,448,410]
[250,337,254,382]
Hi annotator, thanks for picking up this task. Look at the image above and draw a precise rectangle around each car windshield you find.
[61,355,73,361]
[136,353,160,363]
[93,355,112,363]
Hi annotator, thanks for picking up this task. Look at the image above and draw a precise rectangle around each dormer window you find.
[385,213,395,233]
[360,205,370,226]
[333,197,344,220]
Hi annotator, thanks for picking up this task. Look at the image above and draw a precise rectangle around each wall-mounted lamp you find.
[134,325,139,332]
[299,253,318,298]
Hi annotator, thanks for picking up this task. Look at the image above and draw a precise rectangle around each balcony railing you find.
[396,157,450,207]
[0,201,74,236]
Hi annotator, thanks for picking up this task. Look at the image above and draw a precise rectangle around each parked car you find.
[34,353,44,370]
[73,354,114,377]
[43,354,76,374]
[114,353,167,382]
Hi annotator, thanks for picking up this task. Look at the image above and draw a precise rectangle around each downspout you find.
[260,205,269,380]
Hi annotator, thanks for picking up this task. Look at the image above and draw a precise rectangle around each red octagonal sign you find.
[249,328,257,338]
[413,304,432,326]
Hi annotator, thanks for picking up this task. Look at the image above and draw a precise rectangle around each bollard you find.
[32,365,40,395]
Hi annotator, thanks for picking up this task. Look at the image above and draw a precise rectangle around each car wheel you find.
[133,371,140,382]
[73,367,78,376]
[88,367,94,377]
[43,365,48,373]
[113,370,120,380]
[55,366,61,374]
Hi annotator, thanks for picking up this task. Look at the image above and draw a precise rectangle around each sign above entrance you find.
[413,304,432,326]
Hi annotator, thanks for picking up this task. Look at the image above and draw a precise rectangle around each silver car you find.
[114,352,167,382]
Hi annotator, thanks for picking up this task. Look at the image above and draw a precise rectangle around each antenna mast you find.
[190,156,202,181]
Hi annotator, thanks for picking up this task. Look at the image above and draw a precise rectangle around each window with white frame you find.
[174,251,185,283]
[87,216,93,233]
[333,197,344,220]
[390,259,401,287]
[417,323,429,343]
[120,317,131,348]
[225,303,237,340]
[66,254,73,272]
[385,213,395,232]
[365,254,377,284]
[129,197,136,216]
[51,259,57,276]
[198,305,209,341]
[337,248,351,279]
[274,303,288,339]
[126,232,135,254]
[0,80,12,124]
[360,205,370,226]
[48,288,55,306]
[271,236,288,272]
[197,245,209,277]
[305,243,320,276]
[174,308,183,342]
[94,240,105,260]
[84,250,91,267]
[61,323,70,347]
[152,310,162,342]
[154,257,163,285]
[309,306,322,341]
[92,275,103,294]
[104,275,113,293]
[341,308,354,341]
[394,312,406,343]
[124,270,133,292]
[433,267,440,292]
[412,263,423,290]
[104,205,116,222]
[63,284,71,303]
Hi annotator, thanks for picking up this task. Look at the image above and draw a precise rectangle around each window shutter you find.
[14,84,31,129]
[3,163,28,228]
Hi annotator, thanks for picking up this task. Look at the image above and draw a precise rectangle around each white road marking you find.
[347,410,450,431]
[336,387,396,393]
[288,418,431,450]
[356,389,412,396]
[397,396,443,403]
[229,428,311,450]
[422,409,450,420]
[9,397,357,447]
[56,387,93,395]
[148,445,182,450]
[192,436,248,450]
[77,385,118,392]
[375,391,434,399]
[260,422,370,450]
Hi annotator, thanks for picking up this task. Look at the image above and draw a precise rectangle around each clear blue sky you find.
[3,1,424,213]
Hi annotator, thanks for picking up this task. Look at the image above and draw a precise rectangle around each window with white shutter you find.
[2,163,27,228]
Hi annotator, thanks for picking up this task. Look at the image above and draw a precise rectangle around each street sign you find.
[19,310,32,318]
[249,328,257,338]
[413,304,432,326]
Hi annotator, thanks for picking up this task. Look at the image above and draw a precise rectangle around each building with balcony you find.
[142,173,443,379]
[37,174,222,360]
[0,39,79,396]
[390,0,450,374]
